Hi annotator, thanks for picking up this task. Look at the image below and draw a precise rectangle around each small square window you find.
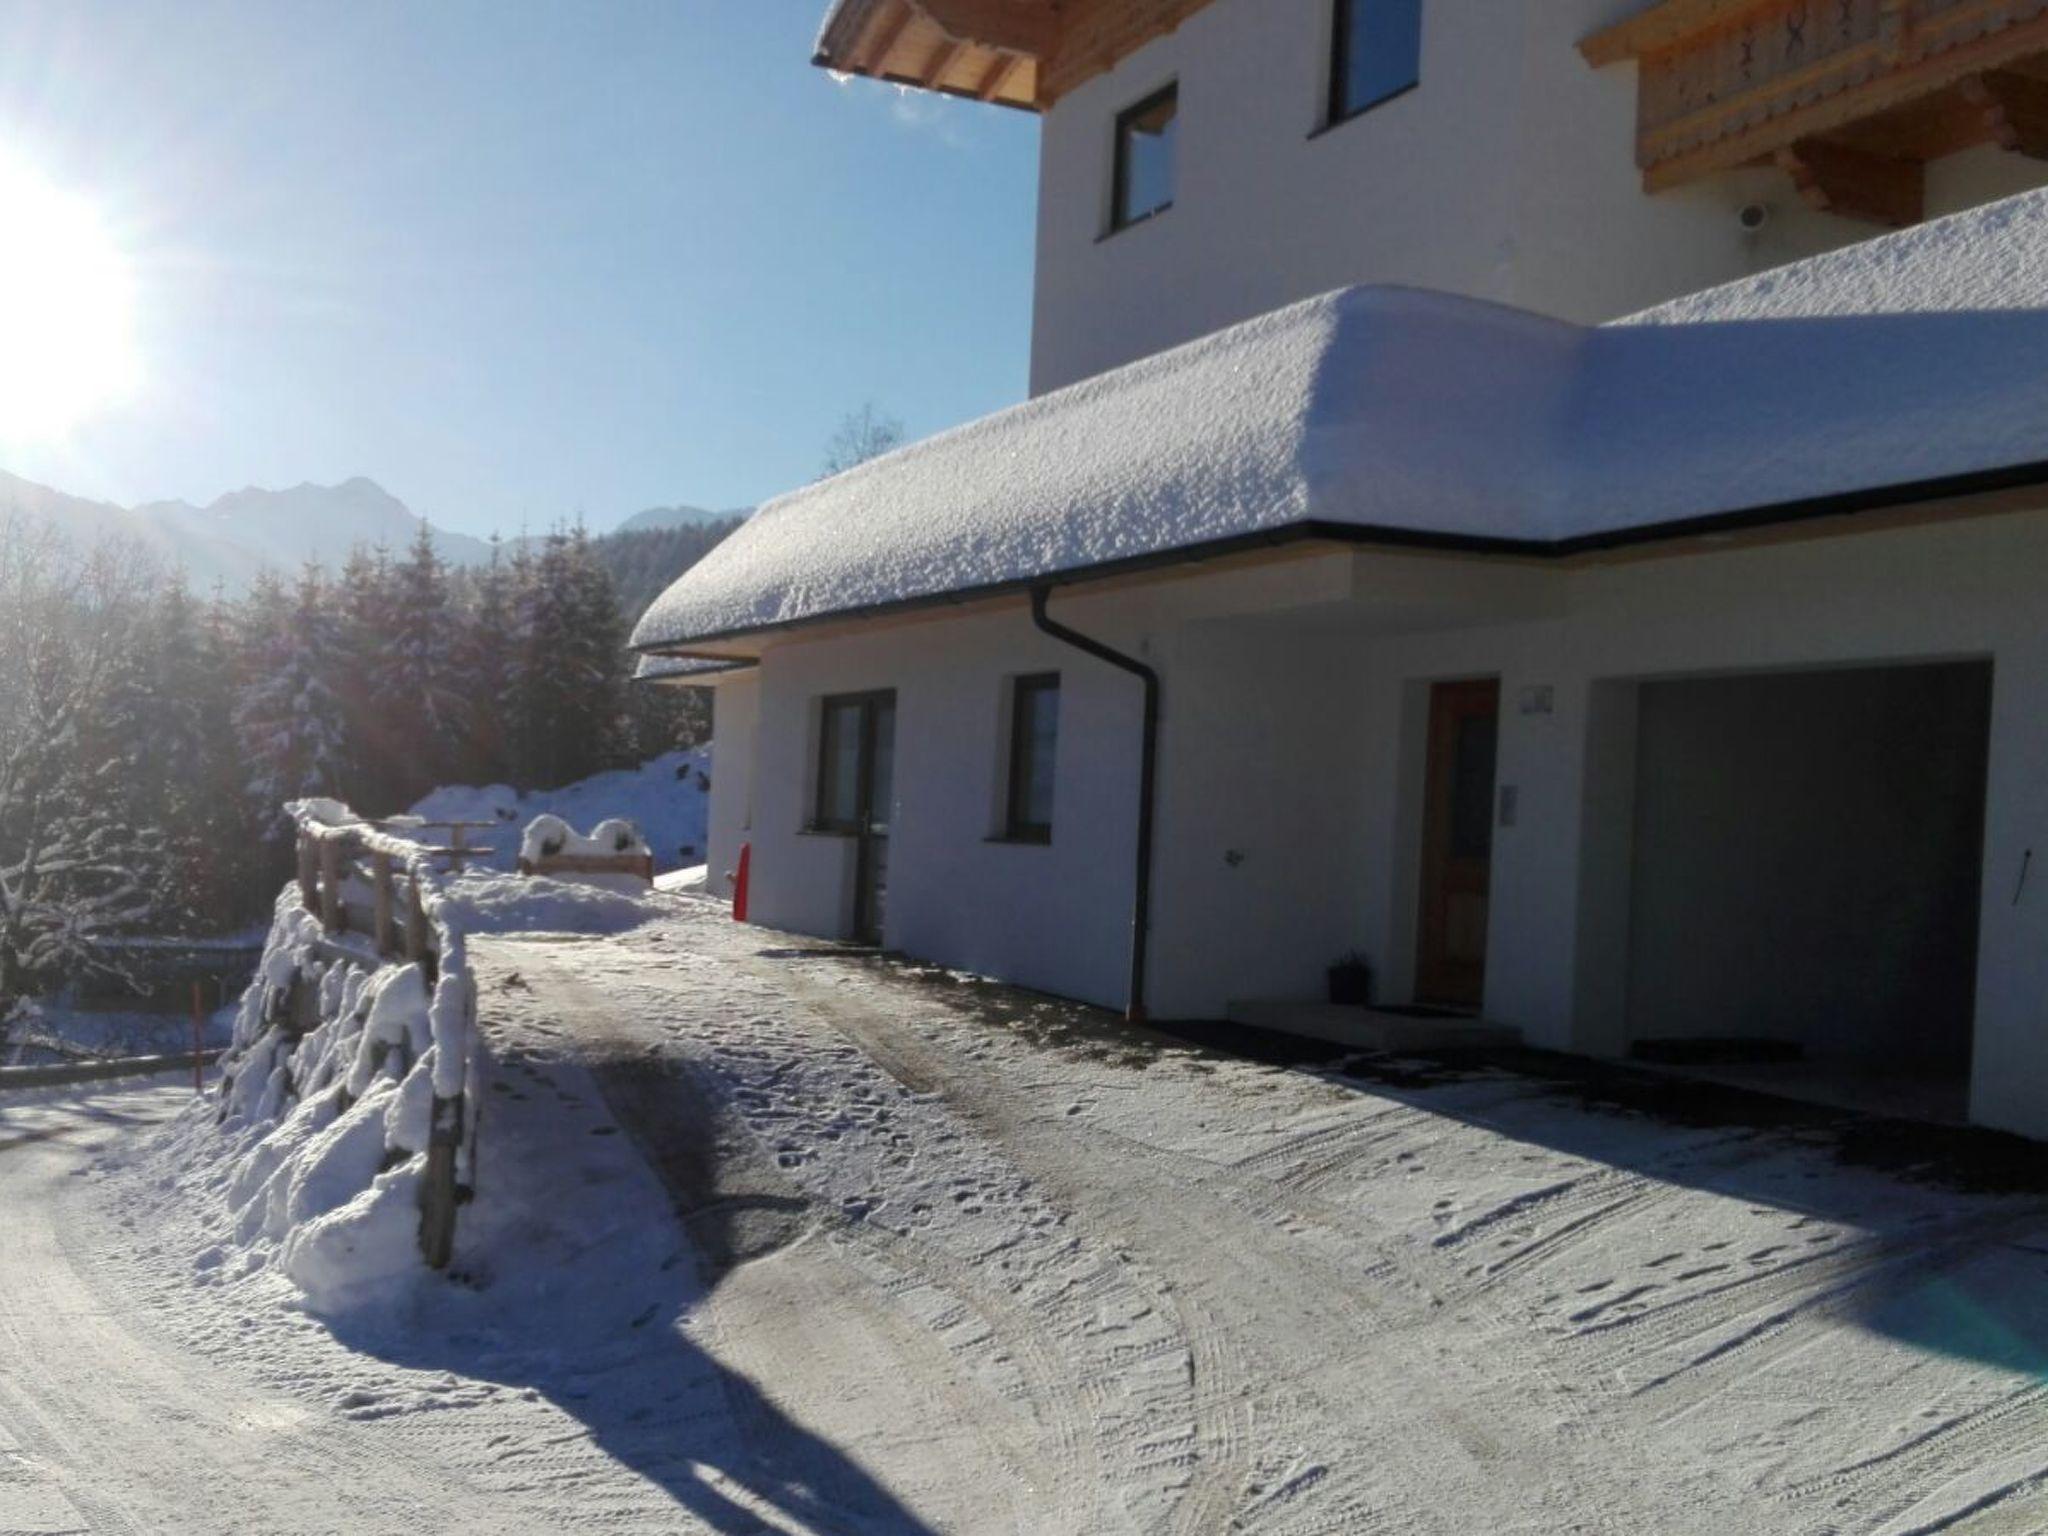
[1111,84,1177,232]
[1329,0,1422,125]
[1005,674,1060,842]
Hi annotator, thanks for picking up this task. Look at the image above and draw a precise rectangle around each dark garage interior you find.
[1623,660,1994,1120]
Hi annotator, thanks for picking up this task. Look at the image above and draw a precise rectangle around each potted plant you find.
[1327,952,1374,1007]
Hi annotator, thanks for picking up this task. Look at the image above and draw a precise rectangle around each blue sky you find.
[0,2,1039,535]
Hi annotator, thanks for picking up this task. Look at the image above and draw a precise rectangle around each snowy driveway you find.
[10,900,2048,1534]
[473,906,2048,1535]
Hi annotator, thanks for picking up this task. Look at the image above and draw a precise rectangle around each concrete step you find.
[1225,999,1520,1054]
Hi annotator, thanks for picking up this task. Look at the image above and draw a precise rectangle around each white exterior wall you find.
[703,671,759,901]
[1028,0,2048,393]
[706,503,2048,1139]
[734,556,1368,1014]
[743,598,1145,1009]
[1337,508,2048,1141]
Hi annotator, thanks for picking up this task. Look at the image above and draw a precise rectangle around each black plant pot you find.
[1327,962,1373,1008]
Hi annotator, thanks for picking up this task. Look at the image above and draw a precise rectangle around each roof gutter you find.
[1030,584,1159,1025]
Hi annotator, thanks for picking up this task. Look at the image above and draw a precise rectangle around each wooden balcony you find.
[1582,0,2048,225]
[814,0,1214,110]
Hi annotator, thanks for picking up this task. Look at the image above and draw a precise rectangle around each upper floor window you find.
[1329,0,1422,125]
[1111,83,1177,232]
[1004,673,1060,842]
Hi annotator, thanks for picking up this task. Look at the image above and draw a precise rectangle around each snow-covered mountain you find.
[0,470,494,589]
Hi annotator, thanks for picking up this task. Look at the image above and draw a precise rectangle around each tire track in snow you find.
[496,938,1107,1534]
[1566,1205,2048,1455]
[0,1087,560,1536]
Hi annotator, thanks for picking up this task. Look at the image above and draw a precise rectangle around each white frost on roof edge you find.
[634,187,2048,652]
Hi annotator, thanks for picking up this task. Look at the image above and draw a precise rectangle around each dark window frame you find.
[1003,672,1061,844]
[1109,81,1178,235]
[812,689,893,836]
[1325,0,1422,131]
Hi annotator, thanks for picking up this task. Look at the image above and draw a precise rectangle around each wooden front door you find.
[853,694,895,945]
[1415,679,1500,1009]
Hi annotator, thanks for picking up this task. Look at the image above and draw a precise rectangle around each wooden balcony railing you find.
[1583,0,2048,225]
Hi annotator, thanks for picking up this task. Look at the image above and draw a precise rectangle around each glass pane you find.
[1449,712,1497,861]
[818,699,862,827]
[1335,0,1422,119]
[1115,89,1177,227]
[1021,682,1059,829]
[868,698,895,833]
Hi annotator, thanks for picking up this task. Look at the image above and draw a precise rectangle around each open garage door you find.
[1623,660,1992,1122]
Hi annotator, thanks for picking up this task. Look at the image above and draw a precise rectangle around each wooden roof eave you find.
[814,0,1045,110]
[1579,0,1767,68]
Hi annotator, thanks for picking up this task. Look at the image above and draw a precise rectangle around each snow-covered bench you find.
[516,815,653,887]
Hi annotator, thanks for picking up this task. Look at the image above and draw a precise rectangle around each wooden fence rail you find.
[288,807,495,1270]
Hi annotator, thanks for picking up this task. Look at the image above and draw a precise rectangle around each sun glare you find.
[0,151,140,439]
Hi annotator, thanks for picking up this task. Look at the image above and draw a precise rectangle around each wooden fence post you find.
[419,1092,463,1270]
[405,880,429,965]
[316,837,343,931]
[296,832,318,913]
[372,852,396,957]
[449,824,468,875]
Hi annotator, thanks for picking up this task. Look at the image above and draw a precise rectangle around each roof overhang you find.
[632,653,759,687]
[631,464,2048,657]
[633,188,2048,660]
[813,0,1216,110]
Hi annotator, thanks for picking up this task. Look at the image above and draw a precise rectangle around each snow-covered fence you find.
[274,799,490,1270]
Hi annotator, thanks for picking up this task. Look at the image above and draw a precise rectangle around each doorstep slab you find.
[1225,999,1520,1053]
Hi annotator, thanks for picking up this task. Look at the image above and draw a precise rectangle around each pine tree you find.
[455,537,515,785]
[235,564,349,836]
[79,575,214,932]
[332,543,392,808]
[369,522,468,807]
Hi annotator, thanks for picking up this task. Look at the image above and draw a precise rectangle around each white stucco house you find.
[635,0,2048,1140]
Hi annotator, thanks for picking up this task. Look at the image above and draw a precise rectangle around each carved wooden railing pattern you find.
[1584,0,2048,221]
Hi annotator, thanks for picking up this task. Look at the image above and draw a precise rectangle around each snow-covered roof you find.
[634,188,2048,652]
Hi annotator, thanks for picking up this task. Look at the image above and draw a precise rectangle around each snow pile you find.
[633,185,2048,649]
[408,746,710,874]
[206,840,668,1316]
[436,867,664,934]
[216,898,447,1314]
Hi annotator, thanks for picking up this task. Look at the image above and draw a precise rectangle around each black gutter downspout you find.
[1030,585,1159,1024]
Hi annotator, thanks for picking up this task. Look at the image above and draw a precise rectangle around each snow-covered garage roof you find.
[634,188,2048,653]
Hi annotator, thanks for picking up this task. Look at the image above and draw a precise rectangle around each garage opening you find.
[1623,660,1992,1122]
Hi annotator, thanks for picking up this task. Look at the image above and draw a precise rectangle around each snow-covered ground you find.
[3,1001,236,1067]
[408,746,710,874]
[9,897,2048,1532]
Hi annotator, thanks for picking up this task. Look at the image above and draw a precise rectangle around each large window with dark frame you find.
[1003,673,1060,843]
[1328,0,1423,126]
[814,692,874,833]
[1110,83,1178,232]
